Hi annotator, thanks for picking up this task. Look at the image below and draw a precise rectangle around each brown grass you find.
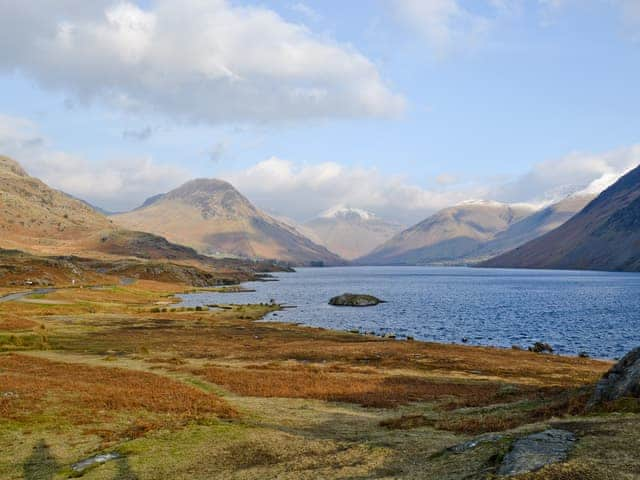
[197,364,505,408]
[467,392,588,434]
[380,388,592,434]
[0,353,236,420]
[51,305,609,390]
[0,315,39,330]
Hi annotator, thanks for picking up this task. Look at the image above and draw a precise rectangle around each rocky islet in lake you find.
[328,293,385,307]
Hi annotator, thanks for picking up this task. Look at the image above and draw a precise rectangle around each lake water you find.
[178,266,640,359]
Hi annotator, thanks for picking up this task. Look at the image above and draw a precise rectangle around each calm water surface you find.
[179,266,640,359]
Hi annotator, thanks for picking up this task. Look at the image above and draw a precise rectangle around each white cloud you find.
[395,0,640,49]
[0,114,189,211]
[491,145,640,203]
[224,147,640,224]
[223,157,482,223]
[0,0,404,124]
[392,0,510,56]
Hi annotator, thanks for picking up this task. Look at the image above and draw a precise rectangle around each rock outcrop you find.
[529,342,554,354]
[588,346,640,410]
[328,293,384,307]
[498,429,576,476]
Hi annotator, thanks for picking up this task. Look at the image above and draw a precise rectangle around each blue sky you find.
[1,0,639,223]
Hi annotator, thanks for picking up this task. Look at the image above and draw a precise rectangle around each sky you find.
[1,0,640,224]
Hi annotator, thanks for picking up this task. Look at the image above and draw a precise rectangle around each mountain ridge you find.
[113,178,345,266]
[357,202,536,265]
[0,156,226,263]
[482,164,640,271]
[356,195,593,266]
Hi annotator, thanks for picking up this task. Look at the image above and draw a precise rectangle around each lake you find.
[178,266,640,359]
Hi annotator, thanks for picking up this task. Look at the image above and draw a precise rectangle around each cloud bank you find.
[0,0,404,124]
[224,148,640,224]
[223,157,476,224]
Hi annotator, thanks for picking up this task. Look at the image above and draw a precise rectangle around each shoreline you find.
[178,267,634,360]
[1,279,634,479]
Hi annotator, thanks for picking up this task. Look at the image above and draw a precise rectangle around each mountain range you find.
[482,164,640,271]
[112,178,344,266]
[356,196,594,266]
[356,201,532,265]
[3,154,639,272]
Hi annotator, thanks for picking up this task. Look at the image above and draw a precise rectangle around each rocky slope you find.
[302,207,403,260]
[357,201,536,265]
[482,164,640,271]
[0,155,114,252]
[357,195,594,266]
[0,156,254,267]
[112,179,344,266]
[469,194,595,261]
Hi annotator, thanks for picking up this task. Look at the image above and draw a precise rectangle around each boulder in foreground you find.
[329,293,384,307]
[588,346,640,410]
[498,429,576,476]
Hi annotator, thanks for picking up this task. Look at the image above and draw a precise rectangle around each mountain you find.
[0,155,220,262]
[357,201,536,265]
[112,178,344,266]
[301,207,403,260]
[0,155,112,253]
[482,164,640,272]
[469,194,595,261]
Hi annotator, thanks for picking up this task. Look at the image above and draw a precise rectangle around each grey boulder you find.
[329,293,384,307]
[588,346,640,410]
[498,429,575,476]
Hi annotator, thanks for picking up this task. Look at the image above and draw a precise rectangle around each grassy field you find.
[1,280,638,479]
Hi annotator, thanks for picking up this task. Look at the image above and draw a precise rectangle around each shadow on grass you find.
[23,440,59,480]
[22,439,137,479]
[115,455,139,480]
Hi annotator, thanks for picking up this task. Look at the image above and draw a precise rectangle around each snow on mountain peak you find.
[320,206,376,220]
